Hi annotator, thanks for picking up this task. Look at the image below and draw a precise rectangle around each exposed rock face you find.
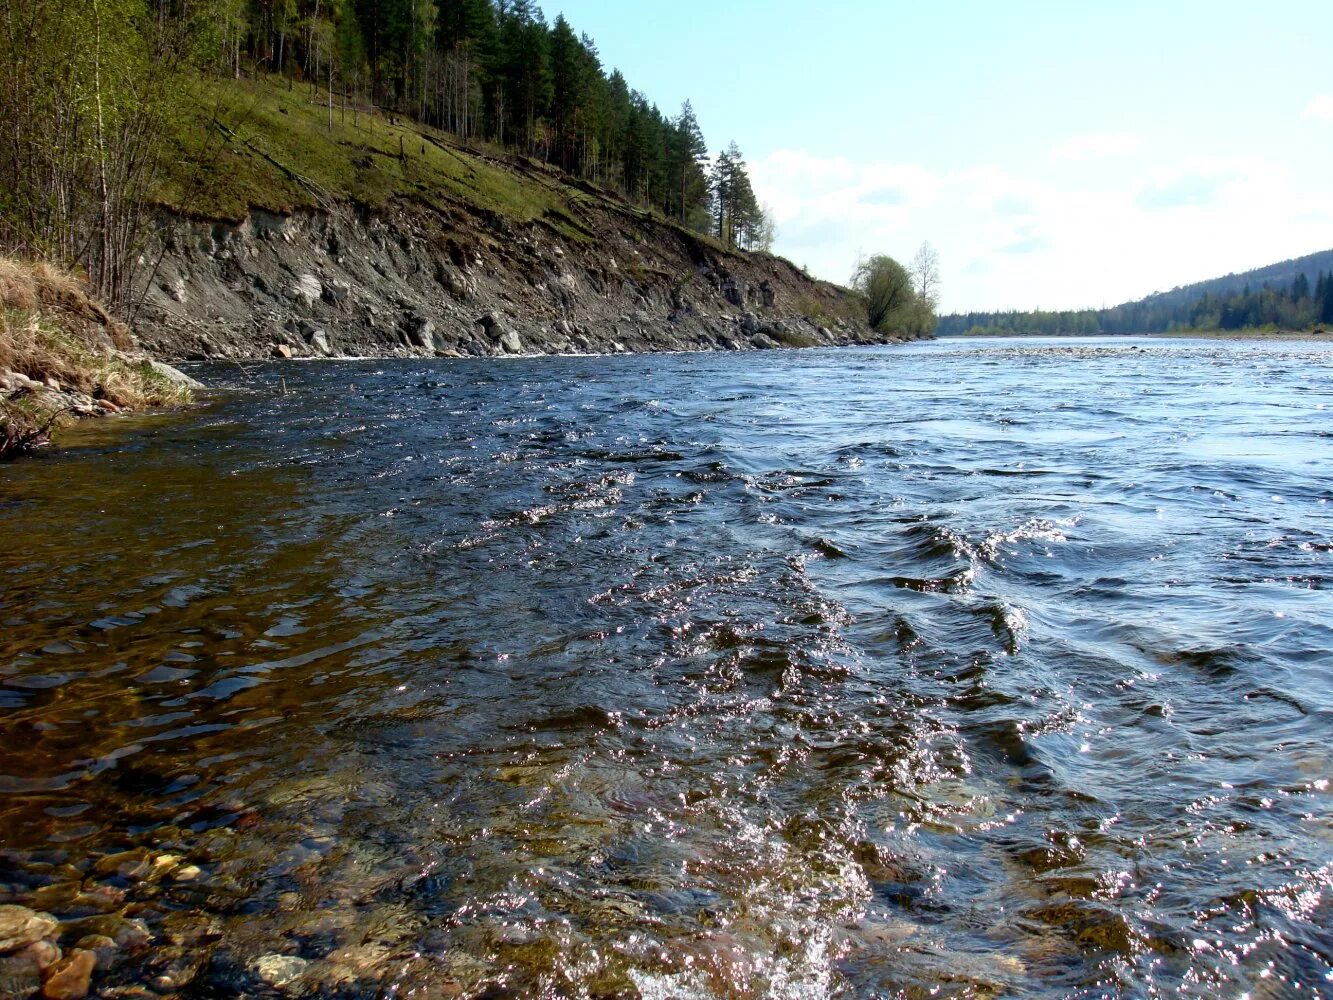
[134,200,919,361]
[308,330,334,357]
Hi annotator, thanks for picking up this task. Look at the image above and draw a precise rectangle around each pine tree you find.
[497,0,550,154]
[548,15,585,171]
[575,33,604,178]
[436,0,492,50]
[710,146,734,243]
[670,101,708,225]
[730,164,761,249]
[711,142,762,249]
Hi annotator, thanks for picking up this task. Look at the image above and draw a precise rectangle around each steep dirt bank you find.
[136,193,906,361]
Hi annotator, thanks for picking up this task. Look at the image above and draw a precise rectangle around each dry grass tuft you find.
[0,258,40,312]
[0,258,134,355]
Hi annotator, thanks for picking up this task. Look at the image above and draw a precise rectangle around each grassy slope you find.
[158,75,714,251]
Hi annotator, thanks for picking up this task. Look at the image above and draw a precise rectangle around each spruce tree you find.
[710,146,734,243]
[549,16,585,171]
[670,101,708,225]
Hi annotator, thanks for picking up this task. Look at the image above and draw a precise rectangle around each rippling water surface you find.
[1,337,1330,998]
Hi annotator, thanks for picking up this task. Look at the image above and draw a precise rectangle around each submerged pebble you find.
[74,936,116,972]
[0,906,59,953]
[40,949,96,1000]
[253,953,310,987]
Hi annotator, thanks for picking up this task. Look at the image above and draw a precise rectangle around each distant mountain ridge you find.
[1134,248,1333,310]
[938,248,1333,336]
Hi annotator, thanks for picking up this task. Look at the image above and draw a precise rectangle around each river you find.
[1,337,1329,998]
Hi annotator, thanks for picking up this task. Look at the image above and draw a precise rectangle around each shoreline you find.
[941,330,1332,343]
[1147,329,1333,342]
[213,335,919,365]
[0,259,200,460]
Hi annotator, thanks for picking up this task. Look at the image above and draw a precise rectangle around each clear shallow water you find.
[0,336,1330,998]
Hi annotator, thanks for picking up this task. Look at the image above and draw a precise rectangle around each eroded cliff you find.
[138,193,901,361]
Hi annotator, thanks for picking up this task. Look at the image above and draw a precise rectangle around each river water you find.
[1,337,1330,998]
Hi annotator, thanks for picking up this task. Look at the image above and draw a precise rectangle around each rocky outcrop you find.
[135,198,912,361]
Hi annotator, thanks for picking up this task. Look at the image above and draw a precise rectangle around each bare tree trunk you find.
[91,0,112,297]
[309,0,320,85]
[462,50,469,138]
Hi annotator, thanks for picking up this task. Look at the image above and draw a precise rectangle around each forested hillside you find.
[0,0,910,362]
[938,249,1333,336]
[0,0,775,313]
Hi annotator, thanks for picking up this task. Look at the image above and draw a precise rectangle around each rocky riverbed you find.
[2,341,1328,998]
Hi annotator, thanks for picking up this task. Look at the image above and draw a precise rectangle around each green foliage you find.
[851,254,935,335]
[184,0,723,228]
[161,75,588,239]
[710,143,771,251]
[0,0,199,305]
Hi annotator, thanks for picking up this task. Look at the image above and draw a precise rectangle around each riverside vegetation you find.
[0,259,196,458]
[0,0,936,409]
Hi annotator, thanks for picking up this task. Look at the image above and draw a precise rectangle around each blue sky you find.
[547,0,1333,312]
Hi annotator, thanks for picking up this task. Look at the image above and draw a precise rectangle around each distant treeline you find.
[940,263,1333,336]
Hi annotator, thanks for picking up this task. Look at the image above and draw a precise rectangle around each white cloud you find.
[1304,95,1333,121]
[1135,155,1276,210]
[747,148,1333,314]
[1049,132,1142,162]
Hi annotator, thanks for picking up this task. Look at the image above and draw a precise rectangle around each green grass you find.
[156,76,607,242]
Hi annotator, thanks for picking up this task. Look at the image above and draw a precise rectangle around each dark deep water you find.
[1,337,1330,998]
